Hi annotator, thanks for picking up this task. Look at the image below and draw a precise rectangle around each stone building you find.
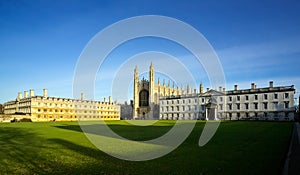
[120,100,133,120]
[3,89,120,122]
[133,63,196,119]
[160,81,296,121]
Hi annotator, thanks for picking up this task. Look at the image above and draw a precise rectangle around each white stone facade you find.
[160,82,296,121]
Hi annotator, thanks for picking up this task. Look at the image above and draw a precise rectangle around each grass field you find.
[0,121,292,175]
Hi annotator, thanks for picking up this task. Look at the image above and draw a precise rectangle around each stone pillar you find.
[30,89,34,97]
[81,93,84,100]
[24,91,28,98]
[234,85,238,91]
[43,89,48,98]
[17,92,22,100]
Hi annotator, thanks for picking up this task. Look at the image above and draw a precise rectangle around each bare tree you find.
[0,104,3,114]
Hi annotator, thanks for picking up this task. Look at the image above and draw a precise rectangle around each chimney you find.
[109,96,112,103]
[30,89,34,97]
[223,87,226,92]
[269,81,273,88]
[43,89,48,98]
[24,91,28,98]
[206,88,209,92]
[219,86,222,92]
[81,93,85,100]
[234,85,238,91]
[194,89,197,94]
[104,97,106,102]
[187,84,190,94]
[251,83,255,90]
[17,92,23,100]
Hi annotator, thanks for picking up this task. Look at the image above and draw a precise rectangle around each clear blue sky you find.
[1,0,300,104]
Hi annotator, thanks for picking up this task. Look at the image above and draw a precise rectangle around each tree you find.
[0,104,4,114]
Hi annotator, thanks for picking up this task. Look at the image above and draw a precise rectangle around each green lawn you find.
[0,121,292,175]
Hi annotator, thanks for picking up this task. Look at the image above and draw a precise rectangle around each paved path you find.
[284,123,300,175]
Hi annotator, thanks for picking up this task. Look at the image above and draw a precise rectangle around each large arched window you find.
[139,90,149,107]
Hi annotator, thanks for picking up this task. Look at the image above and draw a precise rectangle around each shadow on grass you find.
[53,123,175,141]
[0,127,56,174]
[0,126,127,174]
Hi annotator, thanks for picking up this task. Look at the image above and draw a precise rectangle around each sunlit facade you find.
[4,89,120,122]
[160,81,296,121]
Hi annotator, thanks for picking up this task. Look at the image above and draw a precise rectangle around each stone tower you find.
[149,62,154,104]
[133,66,139,118]
[133,63,183,119]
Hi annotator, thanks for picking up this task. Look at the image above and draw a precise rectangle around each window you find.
[246,113,249,118]
[263,103,268,110]
[201,105,205,111]
[219,104,223,110]
[285,93,289,98]
[254,95,258,100]
[229,97,232,101]
[285,102,289,109]
[176,106,179,111]
[237,96,240,101]
[264,94,268,100]
[237,113,240,119]
[245,103,249,110]
[220,97,223,102]
[202,98,204,103]
[273,102,278,109]
[182,106,185,111]
[274,94,278,99]
[228,104,232,110]
[254,103,258,110]
[245,95,249,101]
[237,104,240,110]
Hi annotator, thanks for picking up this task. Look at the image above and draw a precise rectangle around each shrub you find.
[19,118,32,122]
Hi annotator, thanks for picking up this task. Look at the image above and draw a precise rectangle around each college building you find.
[133,63,296,121]
[3,89,120,122]
[160,81,296,121]
[133,63,193,119]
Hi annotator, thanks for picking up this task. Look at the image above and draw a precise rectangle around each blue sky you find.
[0,0,300,104]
